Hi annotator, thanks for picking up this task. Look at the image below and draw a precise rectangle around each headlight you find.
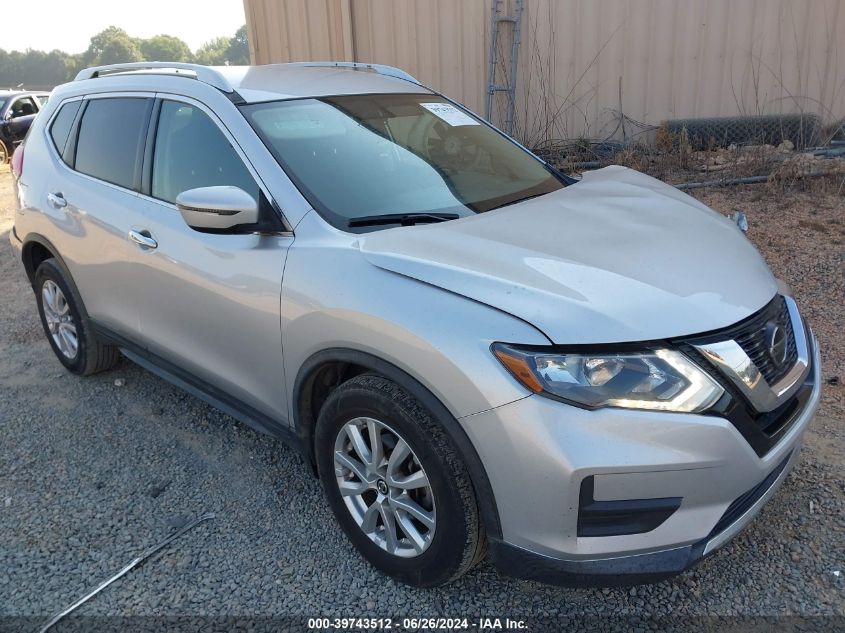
[492,344,724,413]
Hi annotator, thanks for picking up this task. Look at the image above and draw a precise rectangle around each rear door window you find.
[151,100,258,204]
[49,100,82,156]
[74,97,152,190]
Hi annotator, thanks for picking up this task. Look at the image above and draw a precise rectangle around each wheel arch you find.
[293,347,503,540]
[20,234,90,317]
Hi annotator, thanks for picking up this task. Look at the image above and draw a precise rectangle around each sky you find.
[5,0,247,54]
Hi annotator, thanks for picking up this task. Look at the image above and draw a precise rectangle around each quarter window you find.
[49,100,82,156]
[151,101,258,205]
[75,97,151,190]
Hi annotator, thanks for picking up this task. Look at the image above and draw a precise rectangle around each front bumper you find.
[461,336,820,586]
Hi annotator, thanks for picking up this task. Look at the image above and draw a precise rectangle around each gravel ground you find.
[0,164,843,628]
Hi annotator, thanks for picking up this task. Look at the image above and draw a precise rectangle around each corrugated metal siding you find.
[244,0,845,141]
[517,0,845,143]
[245,0,354,62]
[244,0,490,112]
[347,0,490,112]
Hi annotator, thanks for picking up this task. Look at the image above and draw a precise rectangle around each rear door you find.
[132,96,292,423]
[46,94,154,339]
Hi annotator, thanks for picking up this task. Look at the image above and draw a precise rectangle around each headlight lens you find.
[492,344,724,413]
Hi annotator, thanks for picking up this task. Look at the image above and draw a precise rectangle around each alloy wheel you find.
[41,280,78,359]
[334,416,436,557]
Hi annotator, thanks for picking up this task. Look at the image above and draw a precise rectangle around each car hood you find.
[358,166,777,344]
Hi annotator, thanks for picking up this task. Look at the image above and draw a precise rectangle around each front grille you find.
[678,295,814,457]
[734,296,797,385]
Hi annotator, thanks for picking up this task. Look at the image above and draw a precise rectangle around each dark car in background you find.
[0,91,50,163]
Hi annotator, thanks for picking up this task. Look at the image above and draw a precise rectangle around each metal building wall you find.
[516,0,845,144]
[243,0,845,142]
[244,0,491,113]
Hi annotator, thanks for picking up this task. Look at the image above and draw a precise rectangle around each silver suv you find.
[10,62,820,588]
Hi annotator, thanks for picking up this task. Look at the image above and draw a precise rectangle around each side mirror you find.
[175,186,259,230]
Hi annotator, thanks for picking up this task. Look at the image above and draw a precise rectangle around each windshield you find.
[240,94,564,231]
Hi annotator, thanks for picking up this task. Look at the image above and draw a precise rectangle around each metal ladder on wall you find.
[485,0,524,135]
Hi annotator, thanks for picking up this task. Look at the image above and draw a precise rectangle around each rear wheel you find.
[34,259,120,375]
[315,374,485,587]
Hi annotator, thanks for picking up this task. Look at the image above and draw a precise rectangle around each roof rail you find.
[283,62,420,85]
[74,62,234,93]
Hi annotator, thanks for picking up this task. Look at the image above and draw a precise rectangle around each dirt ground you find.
[691,180,845,427]
[1,162,843,623]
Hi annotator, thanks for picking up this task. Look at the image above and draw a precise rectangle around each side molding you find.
[92,321,299,449]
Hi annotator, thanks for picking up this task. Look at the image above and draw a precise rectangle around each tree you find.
[0,48,75,88]
[194,25,250,66]
[82,27,131,66]
[226,25,250,65]
[96,35,144,66]
[0,50,26,88]
[0,24,248,89]
[194,37,231,66]
[140,35,193,63]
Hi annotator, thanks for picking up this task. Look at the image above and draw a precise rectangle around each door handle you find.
[128,229,158,250]
[47,192,67,209]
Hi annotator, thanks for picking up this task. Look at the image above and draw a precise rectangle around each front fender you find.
[281,221,551,423]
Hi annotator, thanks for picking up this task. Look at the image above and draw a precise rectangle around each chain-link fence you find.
[663,114,823,150]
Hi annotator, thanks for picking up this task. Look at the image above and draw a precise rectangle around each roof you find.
[219,65,432,102]
[73,62,432,103]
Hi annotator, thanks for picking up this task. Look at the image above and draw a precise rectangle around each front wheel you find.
[315,374,485,587]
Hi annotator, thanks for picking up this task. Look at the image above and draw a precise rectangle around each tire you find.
[0,140,8,164]
[315,374,485,587]
[34,258,120,376]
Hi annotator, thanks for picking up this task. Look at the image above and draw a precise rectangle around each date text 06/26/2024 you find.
[307,617,528,630]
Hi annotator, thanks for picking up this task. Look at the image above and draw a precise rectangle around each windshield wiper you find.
[488,192,550,212]
[348,212,460,228]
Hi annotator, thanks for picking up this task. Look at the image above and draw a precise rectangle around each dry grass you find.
[549,137,845,190]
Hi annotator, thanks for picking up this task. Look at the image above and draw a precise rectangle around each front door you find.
[133,98,292,424]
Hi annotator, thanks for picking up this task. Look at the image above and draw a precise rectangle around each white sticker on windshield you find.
[421,102,480,126]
